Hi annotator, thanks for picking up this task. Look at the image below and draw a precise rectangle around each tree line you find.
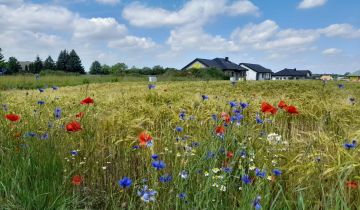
[89,61,177,75]
[0,48,85,75]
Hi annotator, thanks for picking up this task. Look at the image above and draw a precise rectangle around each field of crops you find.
[1,80,360,209]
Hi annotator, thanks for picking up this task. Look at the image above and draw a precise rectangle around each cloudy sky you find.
[0,0,359,73]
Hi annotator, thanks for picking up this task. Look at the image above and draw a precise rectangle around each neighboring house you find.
[320,75,333,81]
[272,68,312,80]
[348,70,360,81]
[182,57,247,80]
[239,63,273,80]
[19,61,32,71]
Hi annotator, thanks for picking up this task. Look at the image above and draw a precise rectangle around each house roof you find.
[273,68,312,77]
[349,70,360,76]
[182,58,247,72]
[239,63,273,73]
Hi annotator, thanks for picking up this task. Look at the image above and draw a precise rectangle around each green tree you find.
[32,56,43,74]
[110,63,128,74]
[44,56,55,70]
[0,48,5,69]
[7,57,21,74]
[89,61,102,75]
[67,49,85,74]
[102,64,111,75]
[56,50,69,71]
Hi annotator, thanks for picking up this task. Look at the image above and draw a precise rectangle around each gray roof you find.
[273,68,312,77]
[182,58,247,72]
[349,70,360,76]
[240,63,273,73]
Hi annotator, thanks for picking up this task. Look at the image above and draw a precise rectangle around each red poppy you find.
[215,126,225,135]
[72,175,83,186]
[261,102,277,114]
[278,100,288,109]
[5,114,20,122]
[76,112,84,118]
[286,105,299,115]
[346,181,358,189]
[221,112,230,123]
[66,121,82,132]
[226,151,234,158]
[80,97,94,105]
[138,131,153,146]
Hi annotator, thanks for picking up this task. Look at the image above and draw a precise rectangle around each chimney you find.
[225,57,229,61]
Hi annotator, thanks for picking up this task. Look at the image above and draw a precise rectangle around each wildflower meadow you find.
[1,80,360,209]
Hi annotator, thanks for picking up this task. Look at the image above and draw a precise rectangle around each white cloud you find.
[226,0,259,16]
[0,3,75,32]
[95,0,120,5]
[167,24,239,52]
[73,17,127,40]
[231,20,279,44]
[0,0,23,6]
[108,36,156,49]
[321,24,360,38]
[122,0,259,28]
[322,48,342,55]
[298,0,327,9]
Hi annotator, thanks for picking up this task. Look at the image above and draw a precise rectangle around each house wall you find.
[258,73,272,80]
[186,61,206,70]
[224,70,246,80]
[245,69,257,80]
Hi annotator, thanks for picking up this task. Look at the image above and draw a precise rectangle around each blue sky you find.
[0,0,359,73]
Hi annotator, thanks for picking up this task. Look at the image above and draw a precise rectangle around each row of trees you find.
[0,48,85,74]
[89,61,177,75]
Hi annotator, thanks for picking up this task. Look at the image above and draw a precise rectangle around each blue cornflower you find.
[37,100,45,105]
[152,160,166,170]
[256,115,263,124]
[71,150,78,156]
[272,169,282,176]
[138,185,157,202]
[255,168,266,178]
[240,102,249,109]
[241,175,252,184]
[132,145,140,149]
[178,193,186,199]
[40,133,49,140]
[231,113,243,123]
[179,111,186,120]
[52,86,58,90]
[2,104,8,111]
[338,84,344,89]
[179,170,189,179]
[233,109,241,114]
[118,177,132,188]
[151,154,158,160]
[206,151,215,159]
[54,107,61,119]
[38,88,44,93]
[222,167,233,173]
[159,174,172,183]
[344,140,356,149]
[191,141,199,148]
[202,95,209,100]
[253,196,262,210]
[239,150,246,158]
[175,126,183,132]
[24,132,37,138]
[229,101,238,108]
[148,84,156,89]
[211,114,218,121]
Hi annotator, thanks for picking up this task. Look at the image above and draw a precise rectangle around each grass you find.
[1,79,360,209]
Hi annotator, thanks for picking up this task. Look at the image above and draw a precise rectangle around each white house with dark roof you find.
[272,68,312,80]
[239,63,273,80]
[182,57,248,80]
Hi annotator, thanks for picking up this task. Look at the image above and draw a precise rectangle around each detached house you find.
[182,57,247,80]
[273,68,312,80]
[239,63,273,80]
